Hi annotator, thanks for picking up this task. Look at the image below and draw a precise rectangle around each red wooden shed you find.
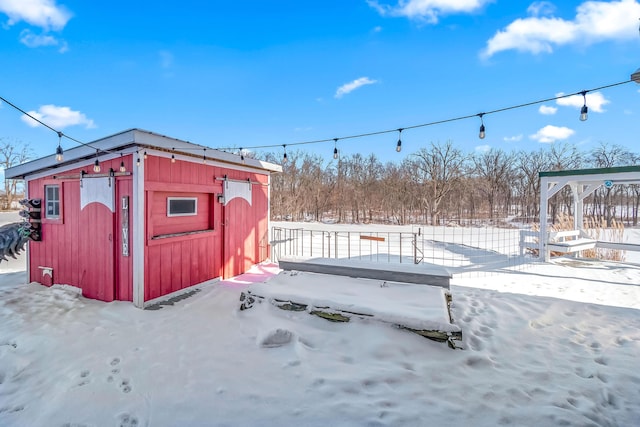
[5,129,282,308]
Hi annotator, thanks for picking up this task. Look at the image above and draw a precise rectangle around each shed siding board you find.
[142,156,270,300]
[115,175,134,301]
[143,156,227,301]
[151,191,210,237]
[25,157,134,302]
[20,146,272,305]
[10,131,279,307]
[78,190,114,301]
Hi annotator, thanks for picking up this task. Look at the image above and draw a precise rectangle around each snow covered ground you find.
[1,212,640,426]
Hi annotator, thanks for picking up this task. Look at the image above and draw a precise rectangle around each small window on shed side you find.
[167,197,197,217]
[45,185,60,219]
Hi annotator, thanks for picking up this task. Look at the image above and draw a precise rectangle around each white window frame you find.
[167,197,198,217]
[45,184,60,219]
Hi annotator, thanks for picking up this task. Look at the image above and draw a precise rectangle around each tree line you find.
[260,141,640,226]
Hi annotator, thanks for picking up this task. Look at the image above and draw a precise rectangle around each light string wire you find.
[0,95,89,149]
[213,79,633,151]
[1,78,633,157]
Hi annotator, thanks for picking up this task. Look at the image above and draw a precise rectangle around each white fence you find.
[271,224,535,277]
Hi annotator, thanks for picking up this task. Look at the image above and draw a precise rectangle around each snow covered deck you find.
[277,256,451,289]
[240,270,461,347]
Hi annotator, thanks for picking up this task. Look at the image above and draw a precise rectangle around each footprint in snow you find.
[118,413,139,427]
[74,370,91,387]
[120,378,132,393]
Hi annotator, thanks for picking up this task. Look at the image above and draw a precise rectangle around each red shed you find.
[5,129,282,308]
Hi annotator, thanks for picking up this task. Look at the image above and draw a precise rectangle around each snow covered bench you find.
[546,230,596,259]
[240,270,462,348]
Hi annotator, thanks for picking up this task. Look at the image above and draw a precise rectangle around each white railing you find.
[271,225,535,277]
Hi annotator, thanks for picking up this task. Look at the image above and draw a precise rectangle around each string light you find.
[171,153,176,163]
[119,154,126,173]
[396,129,403,153]
[136,153,141,167]
[580,91,588,121]
[143,151,148,159]
[282,145,288,163]
[478,113,486,139]
[0,78,634,163]
[212,79,632,154]
[203,148,207,164]
[55,131,64,162]
[333,138,339,160]
[93,150,101,173]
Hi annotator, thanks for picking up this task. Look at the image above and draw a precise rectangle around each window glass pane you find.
[167,198,197,216]
[45,185,60,218]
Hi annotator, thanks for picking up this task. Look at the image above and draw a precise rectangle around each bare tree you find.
[472,148,515,219]
[412,141,468,225]
[1,138,32,210]
[513,149,551,221]
[589,142,634,226]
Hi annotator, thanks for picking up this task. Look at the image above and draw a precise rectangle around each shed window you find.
[167,197,197,217]
[45,185,60,219]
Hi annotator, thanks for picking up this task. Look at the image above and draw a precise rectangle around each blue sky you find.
[1,0,639,167]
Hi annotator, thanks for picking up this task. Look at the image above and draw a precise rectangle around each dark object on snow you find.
[0,222,38,262]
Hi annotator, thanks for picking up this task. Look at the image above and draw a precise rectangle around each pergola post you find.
[539,176,549,261]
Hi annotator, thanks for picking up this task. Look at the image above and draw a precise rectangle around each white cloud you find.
[367,0,492,23]
[0,0,71,31]
[475,144,491,152]
[527,1,556,16]
[503,134,523,142]
[372,25,383,33]
[20,104,96,129]
[539,105,558,115]
[481,0,640,58]
[19,28,67,52]
[530,125,575,143]
[556,91,609,112]
[335,77,378,98]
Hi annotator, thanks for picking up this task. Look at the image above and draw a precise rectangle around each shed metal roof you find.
[5,128,282,180]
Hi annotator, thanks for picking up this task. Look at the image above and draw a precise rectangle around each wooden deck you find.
[277,257,451,289]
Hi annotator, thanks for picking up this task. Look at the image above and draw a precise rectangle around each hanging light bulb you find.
[396,128,403,153]
[333,138,339,160]
[93,152,101,173]
[580,91,588,121]
[136,154,141,167]
[240,148,245,163]
[143,151,148,160]
[119,154,126,173]
[171,154,176,163]
[55,131,64,162]
[203,148,207,164]
[478,113,486,139]
[282,145,288,164]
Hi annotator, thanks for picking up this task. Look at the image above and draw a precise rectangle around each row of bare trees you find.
[262,141,640,226]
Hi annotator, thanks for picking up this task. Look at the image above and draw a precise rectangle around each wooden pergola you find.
[539,165,640,261]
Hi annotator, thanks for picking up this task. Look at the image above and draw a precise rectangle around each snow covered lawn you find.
[1,218,639,426]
